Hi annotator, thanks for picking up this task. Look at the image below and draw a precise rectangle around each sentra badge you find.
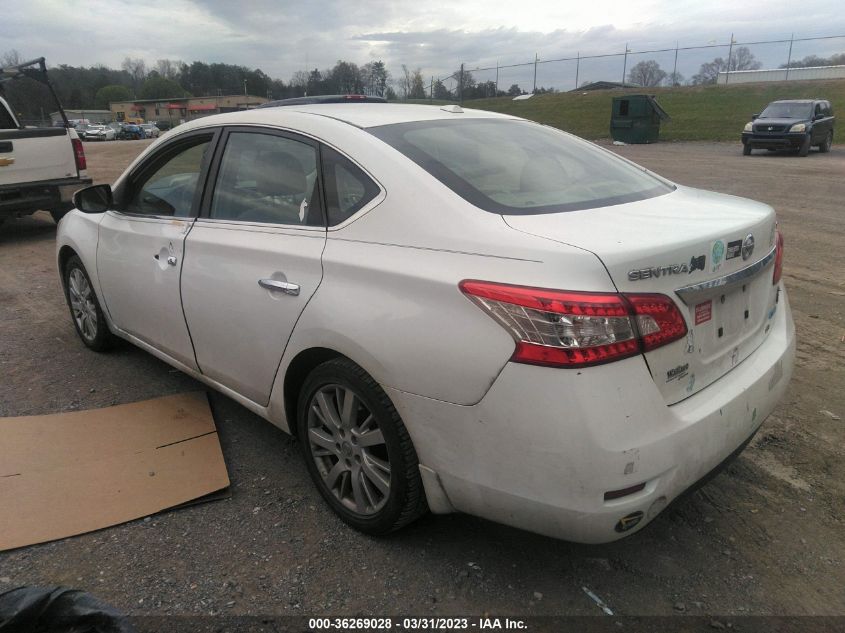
[629,254,706,281]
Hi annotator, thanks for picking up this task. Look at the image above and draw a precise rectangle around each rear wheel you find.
[798,134,811,157]
[297,357,427,535]
[819,131,833,153]
[63,255,115,352]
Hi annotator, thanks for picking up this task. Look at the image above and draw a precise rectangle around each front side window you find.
[210,131,321,226]
[321,146,380,226]
[369,119,672,215]
[123,136,211,217]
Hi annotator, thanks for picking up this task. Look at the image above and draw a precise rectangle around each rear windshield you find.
[760,103,813,119]
[368,119,673,214]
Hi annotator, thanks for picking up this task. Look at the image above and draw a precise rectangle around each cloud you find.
[2,0,844,89]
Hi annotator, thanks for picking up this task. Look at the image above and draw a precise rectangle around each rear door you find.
[180,127,326,405]
[97,129,218,369]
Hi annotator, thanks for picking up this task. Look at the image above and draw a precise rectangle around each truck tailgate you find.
[0,128,78,186]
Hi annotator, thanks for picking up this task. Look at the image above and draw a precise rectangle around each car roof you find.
[770,99,818,104]
[175,103,519,133]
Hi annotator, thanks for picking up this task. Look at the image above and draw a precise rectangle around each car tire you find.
[297,357,428,535]
[819,131,833,153]
[742,144,752,156]
[798,134,811,157]
[63,255,115,352]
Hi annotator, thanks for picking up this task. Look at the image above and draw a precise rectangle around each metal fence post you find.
[621,43,629,85]
[672,43,679,87]
[726,33,735,84]
[575,51,580,89]
[785,33,794,81]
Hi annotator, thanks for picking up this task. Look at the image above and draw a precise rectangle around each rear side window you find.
[210,131,321,226]
[321,146,380,226]
[369,119,672,215]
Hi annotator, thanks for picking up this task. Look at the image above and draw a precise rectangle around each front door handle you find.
[258,278,300,296]
[154,254,178,266]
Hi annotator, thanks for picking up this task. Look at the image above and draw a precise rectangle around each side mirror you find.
[751,113,759,121]
[814,113,825,121]
[73,184,113,214]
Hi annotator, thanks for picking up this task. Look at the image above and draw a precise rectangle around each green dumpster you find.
[610,95,670,143]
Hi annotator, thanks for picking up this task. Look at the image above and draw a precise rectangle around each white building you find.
[718,65,845,84]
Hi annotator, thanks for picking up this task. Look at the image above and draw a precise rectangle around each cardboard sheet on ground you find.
[0,392,230,551]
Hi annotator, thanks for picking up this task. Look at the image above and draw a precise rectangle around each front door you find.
[97,132,216,369]
[180,128,327,405]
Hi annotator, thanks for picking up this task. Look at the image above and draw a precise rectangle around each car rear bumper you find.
[742,132,806,149]
[0,176,92,217]
[390,284,795,543]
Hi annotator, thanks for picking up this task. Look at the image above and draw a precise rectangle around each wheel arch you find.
[282,347,345,438]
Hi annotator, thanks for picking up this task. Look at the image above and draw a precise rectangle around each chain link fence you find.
[431,33,845,101]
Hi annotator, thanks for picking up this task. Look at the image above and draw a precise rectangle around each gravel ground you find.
[0,137,843,621]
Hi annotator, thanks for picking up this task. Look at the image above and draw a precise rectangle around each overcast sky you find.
[4,0,845,90]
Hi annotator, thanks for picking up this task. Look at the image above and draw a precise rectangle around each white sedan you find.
[83,124,115,141]
[56,103,795,542]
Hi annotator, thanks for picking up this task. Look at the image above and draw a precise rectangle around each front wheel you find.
[742,143,752,156]
[297,357,427,535]
[819,131,833,153]
[798,134,811,157]
[63,255,115,352]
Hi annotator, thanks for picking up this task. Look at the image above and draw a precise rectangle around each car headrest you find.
[255,151,307,197]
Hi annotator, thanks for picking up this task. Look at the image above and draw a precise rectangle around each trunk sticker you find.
[666,363,689,382]
[695,300,712,325]
[711,240,725,272]
[726,239,742,260]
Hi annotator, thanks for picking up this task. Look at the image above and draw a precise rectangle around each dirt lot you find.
[1,138,843,622]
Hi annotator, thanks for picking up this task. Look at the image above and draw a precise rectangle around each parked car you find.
[0,57,92,225]
[57,104,794,543]
[82,124,116,141]
[742,99,834,156]
[118,123,146,140]
[139,123,160,138]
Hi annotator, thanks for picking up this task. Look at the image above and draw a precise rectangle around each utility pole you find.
[495,62,499,96]
[725,33,735,84]
[430,76,433,99]
[785,33,794,81]
[459,63,464,104]
[532,53,538,93]
[575,51,580,90]
[621,43,630,85]
[243,79,247,97]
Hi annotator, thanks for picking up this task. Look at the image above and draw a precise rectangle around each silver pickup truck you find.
[0,58,92,225]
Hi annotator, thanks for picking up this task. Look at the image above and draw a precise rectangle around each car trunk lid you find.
[503,186,781,405]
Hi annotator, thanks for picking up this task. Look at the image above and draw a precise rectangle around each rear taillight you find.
[459,280,687,368]
[772,230,784,285]
[71,137,87,171]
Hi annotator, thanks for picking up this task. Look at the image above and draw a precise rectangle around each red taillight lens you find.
[772,230,784,285]
[459,280,687,368]
[71,137,87,171]
[624,293,689,352]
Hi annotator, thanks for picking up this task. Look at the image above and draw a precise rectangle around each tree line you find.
[0,49,396,121]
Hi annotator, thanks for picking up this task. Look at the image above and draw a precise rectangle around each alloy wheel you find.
[68,268,98,341]
[306,384,391,515]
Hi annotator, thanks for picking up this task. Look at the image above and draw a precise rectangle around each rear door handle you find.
[258,278,300,296]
